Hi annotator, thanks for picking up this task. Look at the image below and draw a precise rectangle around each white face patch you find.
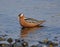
[20,13,23,17]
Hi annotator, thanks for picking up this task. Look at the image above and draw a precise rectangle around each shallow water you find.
[0,0,60,46]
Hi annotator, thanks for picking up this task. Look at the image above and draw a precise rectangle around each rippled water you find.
[0,0,60,46]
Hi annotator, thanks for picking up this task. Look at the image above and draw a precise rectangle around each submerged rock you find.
[31,45,37,47]
[21,40,28,47]
[0,37,5,41]
[38,39,58,47]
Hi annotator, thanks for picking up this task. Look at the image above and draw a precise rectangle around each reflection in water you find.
[20,26,43,38]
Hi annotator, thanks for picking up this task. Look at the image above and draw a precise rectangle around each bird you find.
[18,13,45,28]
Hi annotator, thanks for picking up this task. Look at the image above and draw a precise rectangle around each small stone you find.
[31,45,37,47]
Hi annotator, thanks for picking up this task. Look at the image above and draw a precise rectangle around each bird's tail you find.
[38,20,46,25]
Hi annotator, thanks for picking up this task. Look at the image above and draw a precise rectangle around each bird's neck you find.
[20,17,26,25]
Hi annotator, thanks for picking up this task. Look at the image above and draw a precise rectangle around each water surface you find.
[0,0,60,46]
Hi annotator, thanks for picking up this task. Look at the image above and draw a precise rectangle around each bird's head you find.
[18,13,24,18]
